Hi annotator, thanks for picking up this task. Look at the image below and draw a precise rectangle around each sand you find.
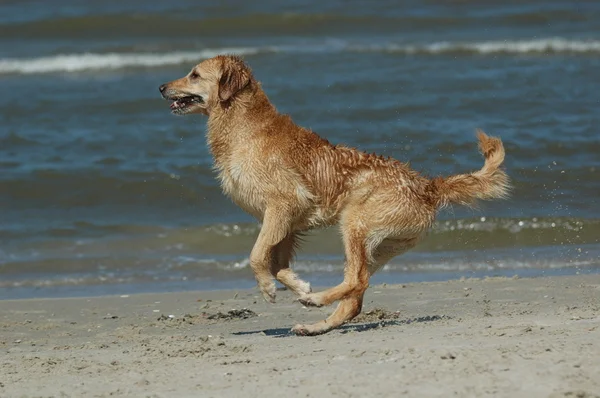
[1,274,599,397]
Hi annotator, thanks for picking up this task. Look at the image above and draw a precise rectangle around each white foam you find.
[355,38,600,55]
[0,47,265,74]
[1,38,599,75]
[430,38,600,54]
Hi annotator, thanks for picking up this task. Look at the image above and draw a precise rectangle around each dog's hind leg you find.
[271,232,311,296]
[367,237,417,275]
[298,237,416,308]
[292,228,369,335]
[293,294,365,336]
[292,236,415,336]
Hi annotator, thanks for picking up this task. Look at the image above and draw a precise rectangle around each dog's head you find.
[159,55,252,116]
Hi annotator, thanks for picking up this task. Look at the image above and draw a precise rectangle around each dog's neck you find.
[206,81,276,163]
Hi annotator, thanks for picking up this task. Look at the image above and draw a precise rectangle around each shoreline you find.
[3,265,599,301]
[1,274,599,397]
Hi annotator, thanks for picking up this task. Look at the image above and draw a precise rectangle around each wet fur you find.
[160,55,510,336]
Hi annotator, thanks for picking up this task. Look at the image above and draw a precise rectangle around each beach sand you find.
[1,275,599,397]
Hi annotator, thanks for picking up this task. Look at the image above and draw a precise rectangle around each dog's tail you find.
[428,130,510,209]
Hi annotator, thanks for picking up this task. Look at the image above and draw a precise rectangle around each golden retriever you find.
[159,55,510,336]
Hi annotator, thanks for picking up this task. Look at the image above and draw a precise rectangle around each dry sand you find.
[1,274,599,397]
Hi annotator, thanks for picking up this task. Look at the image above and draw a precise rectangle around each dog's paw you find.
[298,293,323,308]
[260,283,277,304]
[295,280,312,296]
[291,323,327,336]
[291,324,311,336]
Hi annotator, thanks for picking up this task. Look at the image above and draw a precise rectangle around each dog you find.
[159,55,510,336]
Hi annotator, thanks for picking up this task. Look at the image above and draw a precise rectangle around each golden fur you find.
[159,55,510,336]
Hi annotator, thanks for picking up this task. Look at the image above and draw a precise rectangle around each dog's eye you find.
[190,71,200,79]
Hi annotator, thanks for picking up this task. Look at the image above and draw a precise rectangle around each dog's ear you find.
[218,58,251,102]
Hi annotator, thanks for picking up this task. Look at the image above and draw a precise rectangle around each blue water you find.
[1,0,599,299]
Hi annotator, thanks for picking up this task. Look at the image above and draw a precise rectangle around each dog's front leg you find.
[250,208,291,303]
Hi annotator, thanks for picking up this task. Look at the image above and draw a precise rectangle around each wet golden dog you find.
[159,55,510,336]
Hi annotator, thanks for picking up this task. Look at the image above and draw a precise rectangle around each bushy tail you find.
[429,130,510,208]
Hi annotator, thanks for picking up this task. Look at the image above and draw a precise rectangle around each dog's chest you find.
[217,159,265,219]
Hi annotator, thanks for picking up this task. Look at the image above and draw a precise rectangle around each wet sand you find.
[1,274,599,397]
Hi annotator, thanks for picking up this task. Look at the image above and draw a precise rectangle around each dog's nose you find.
[159,84,167,94]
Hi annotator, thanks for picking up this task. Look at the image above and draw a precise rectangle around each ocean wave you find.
[1,38,599,75]
[1,245,598,291]
[2,217,599,259]
[1,216,598,300]
[0,47,266,74]
[353,38,600,55]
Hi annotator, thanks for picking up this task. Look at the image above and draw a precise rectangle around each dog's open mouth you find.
[169,96,203,113]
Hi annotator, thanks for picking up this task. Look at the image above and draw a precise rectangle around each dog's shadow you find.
[233,315,448,338]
